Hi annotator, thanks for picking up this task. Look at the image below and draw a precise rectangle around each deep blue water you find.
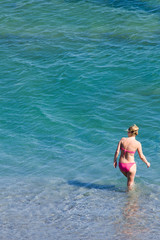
[0,0,160,239]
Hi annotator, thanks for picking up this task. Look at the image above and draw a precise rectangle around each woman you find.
[113,124,150,190]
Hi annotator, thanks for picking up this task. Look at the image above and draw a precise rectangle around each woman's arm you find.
[137,142,150,168]
[113,139,121,168]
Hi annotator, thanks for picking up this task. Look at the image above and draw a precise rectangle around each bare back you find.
[119,137,139,163]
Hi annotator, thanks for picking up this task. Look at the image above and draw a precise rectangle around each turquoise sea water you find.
[0,0,160,239]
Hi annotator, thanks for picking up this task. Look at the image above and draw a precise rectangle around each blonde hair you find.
[128,124,139,136]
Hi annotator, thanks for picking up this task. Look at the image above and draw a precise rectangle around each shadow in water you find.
[68,180,123,192]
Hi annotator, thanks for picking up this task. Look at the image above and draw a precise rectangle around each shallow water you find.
[0,176,159,240]
[0,0,160,239]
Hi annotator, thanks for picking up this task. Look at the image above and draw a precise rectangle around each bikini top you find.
[120,147,136,155]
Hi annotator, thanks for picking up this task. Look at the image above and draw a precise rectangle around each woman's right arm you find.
[137,142,150,168]
[113,139,122,168]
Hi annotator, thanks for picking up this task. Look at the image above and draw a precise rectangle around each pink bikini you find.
[119,147,136,173]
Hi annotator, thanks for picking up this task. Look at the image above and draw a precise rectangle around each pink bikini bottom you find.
[119,162,136,173]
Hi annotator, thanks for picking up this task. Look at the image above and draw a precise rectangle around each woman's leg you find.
[120,169,127,177]
[127,164,136,190]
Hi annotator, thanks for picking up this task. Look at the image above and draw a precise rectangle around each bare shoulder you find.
[120,137,126,143]
[135,139,141,148]
[121,137,126,141]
